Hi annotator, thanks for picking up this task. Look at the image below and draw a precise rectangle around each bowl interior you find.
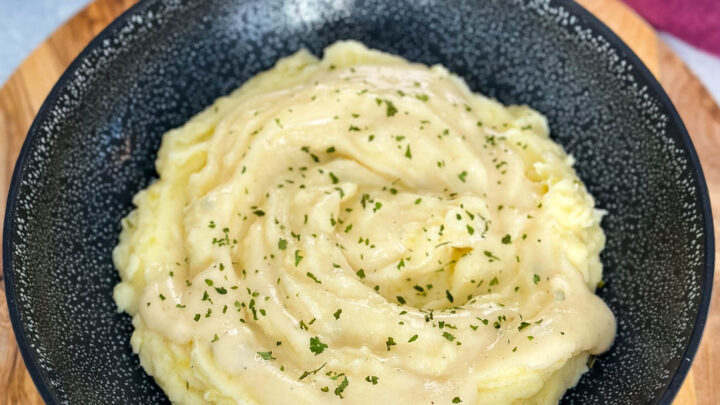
[4,0,713,404]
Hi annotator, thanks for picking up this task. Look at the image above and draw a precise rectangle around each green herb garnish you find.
[257,351,275,360]
[365,375,379,384]
[445,290,454,303]
[309,336,328,355]
[385,337,396,351]
[334,376,349,398]
[306,272,321,284]
[385,99,398,117]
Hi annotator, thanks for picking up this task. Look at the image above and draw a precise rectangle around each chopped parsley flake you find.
[416,94,429,102]
[215,287,227,295]
[257,351,275,360]
[309,336,328,355]
[518,321,530,331]
[295,250,303,266]
[253,210,265,217]
[278,238,287,250]
[299,363,327,380]
[333,309,342,320]
[442,331,456,342]
[484,250,500,261]
[408,334,419,343]
[334,376,349,398]
[458,171,468,182]
[329,172,339,184]
[306,272,322,284]
[453,397,463,404]
[533,274,540,284]
[365,375,379,385]
[501,234,512,244]
[385,337,396,351]
[356,269,366,279]
[405,144,412,159]
[445,289,454,303]
[384,99,398,117]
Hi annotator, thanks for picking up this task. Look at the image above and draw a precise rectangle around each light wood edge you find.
[0,2,137,404]
[576,0,660,75]
[657,39,720,405]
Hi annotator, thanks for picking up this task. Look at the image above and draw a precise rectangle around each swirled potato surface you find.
[113,41,615,405]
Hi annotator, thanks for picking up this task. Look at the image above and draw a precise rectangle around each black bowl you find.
[3,0,714,404]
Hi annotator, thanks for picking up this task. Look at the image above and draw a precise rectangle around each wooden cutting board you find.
[0,0,718,403]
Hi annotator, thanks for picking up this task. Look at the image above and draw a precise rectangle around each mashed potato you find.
[113,41,615,404]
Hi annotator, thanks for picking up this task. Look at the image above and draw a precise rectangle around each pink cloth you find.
[622,0,720,57]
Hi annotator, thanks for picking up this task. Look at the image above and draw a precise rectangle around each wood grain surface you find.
[0,0,717,404]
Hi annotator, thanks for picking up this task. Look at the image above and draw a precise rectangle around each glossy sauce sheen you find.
[113,41,616,404]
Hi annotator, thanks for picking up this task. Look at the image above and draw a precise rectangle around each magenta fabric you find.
[622,0,720,57]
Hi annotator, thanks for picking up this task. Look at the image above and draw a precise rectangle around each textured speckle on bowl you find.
[3,0,713,404]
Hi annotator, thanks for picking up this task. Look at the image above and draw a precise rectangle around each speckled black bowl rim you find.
[2,0,714,404]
